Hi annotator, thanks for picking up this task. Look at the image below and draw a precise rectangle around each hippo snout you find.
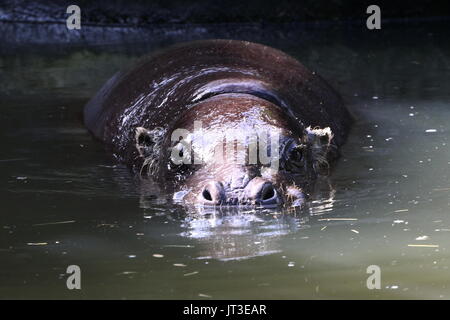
[198,180,226,205]
[197,177,280,206]
[242,177,279,205]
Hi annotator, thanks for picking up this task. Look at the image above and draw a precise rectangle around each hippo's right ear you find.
[135,127,164,158]
[305,126,335,174]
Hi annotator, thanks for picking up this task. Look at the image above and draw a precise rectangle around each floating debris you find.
[118,271,137,275]
[173,263,187,267]
[196,256,212,260]
[184,271,199,277]
[288,262,295,267]
[318,218,358,221]
[163,245,194,248]
[153,254,164,258]
[351,229,359,234]
[433,187,450,192]
[425,129,437,133]
[33,220,75,227]
[415,235,429,241]
[389,285,399,289]
[0,158,27,162]
[407,244,439,248]
[27,242,47,246]
[16,176,27,180]
[198,293,212,298]
[394,209,409,213]
[98,222,117,228]
[128,255,137,258]
[320,226,327,231]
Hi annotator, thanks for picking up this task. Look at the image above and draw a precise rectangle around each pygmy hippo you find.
[84,39,352,208]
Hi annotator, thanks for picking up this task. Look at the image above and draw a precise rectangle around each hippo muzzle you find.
[198,177,280,207]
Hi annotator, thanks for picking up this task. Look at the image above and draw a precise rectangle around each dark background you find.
[2,0,450,25]
[1,0,449,48]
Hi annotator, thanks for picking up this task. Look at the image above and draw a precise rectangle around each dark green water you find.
[1,21,450,299]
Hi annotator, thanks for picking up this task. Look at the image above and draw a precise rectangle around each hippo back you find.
[84,39,352,163]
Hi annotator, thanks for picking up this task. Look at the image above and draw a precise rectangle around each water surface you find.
[1,21,450,299]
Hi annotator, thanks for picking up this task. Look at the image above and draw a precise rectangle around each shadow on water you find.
[1,20,450,298]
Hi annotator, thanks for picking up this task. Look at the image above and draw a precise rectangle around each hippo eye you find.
[289,145,304,162]
[291,147,303,162]
[283,144,304,172]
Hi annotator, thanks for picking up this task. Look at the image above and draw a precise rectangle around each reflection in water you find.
[180,209,303,261]
[138,178,168,207]
[308,178,337,216]
[138,180,336,261]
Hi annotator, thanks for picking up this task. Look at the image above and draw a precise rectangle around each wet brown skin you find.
[84,39,352,207]
[171,93,310,206]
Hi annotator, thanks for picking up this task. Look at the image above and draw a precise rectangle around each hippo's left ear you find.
[305,126,335,173]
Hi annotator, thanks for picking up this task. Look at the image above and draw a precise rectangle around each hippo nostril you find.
[242,177,279,206]
[202,189,213,201]
[261,184,275,201]
[198,180,225,205]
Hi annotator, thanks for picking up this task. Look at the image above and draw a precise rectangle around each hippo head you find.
[135,93,335,208]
